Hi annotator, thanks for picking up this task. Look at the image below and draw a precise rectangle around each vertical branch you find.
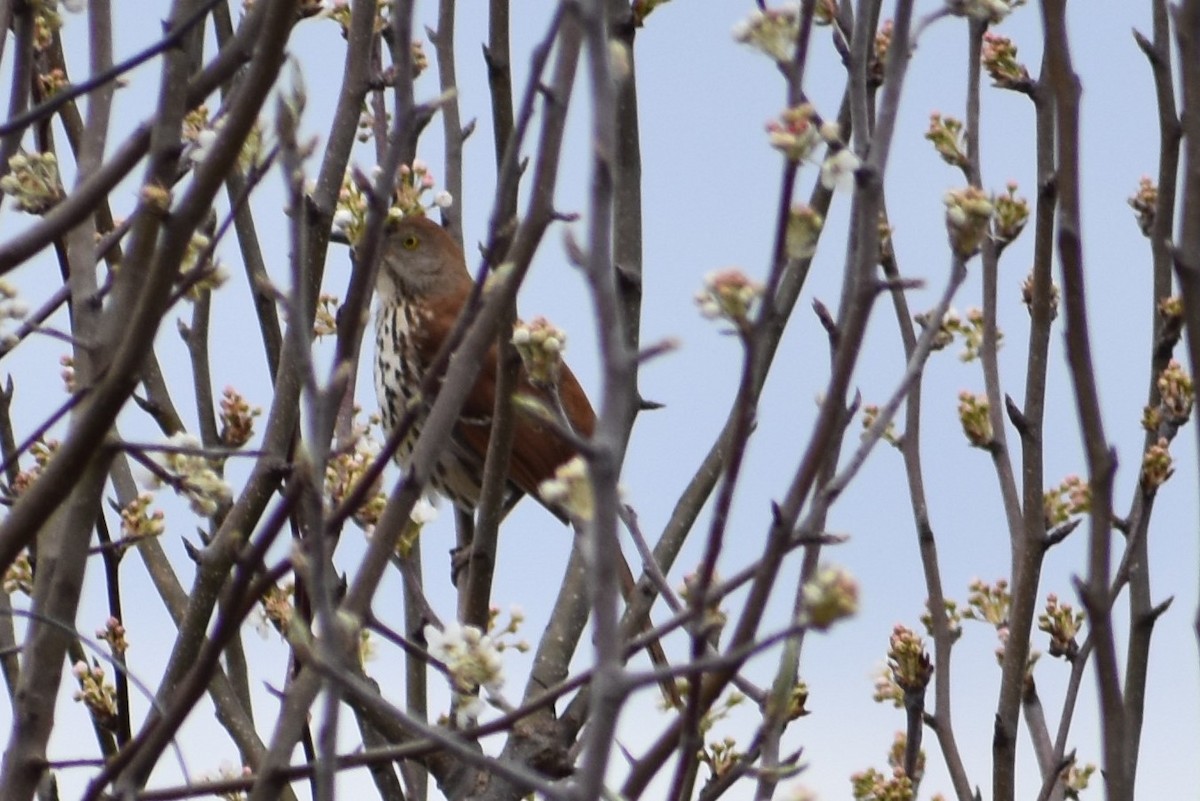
[465,0,566,637]
[880,250,975,801]
[0,1,117,796]
[1039,3,1125,800]
[466,0,522,622]
[0,381,21,698]
[960,56,1060,798]
[478,14,594,799]
[495,8,584,699]
[183,294,219,446]
[466,14,559,618]
[1144,2,1183,311]
[970,23,1047,799]
[965,19,1024,568]
[485,0,515,171]
[0,2,33,175]
[0,458,111,801]
[1121,0,1182,788]
[463,339,518,630]
[433,0,464,243]
[744,6,857,798]
[606,0,644,358]
[67,0,116,381]
[276,71,343,801]
[749,9,823,798]
[573,0,633,795]
[1008,50,1060,799]
[399,545,430,801]
[1172,0,1200,676]
[91,515,131,747]
[462,0,521,634]
[433,0,494,623]
[0,0,15,68]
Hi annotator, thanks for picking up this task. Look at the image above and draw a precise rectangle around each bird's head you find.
[376,215,469,301]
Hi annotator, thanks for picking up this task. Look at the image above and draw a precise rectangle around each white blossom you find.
[148,432,232,517]
[819,149,861,192]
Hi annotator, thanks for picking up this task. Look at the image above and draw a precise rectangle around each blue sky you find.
[1,1,1197,798]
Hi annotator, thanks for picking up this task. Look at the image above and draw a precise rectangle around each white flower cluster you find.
[332,160,453,245]
[732,4,801,63]
[945,0,1021,24]
[538,456,593,522]
[0,280,29,348]
[425,622,505,726]
[1,151,63,214]
[815,119,861,193]
[188,128,219,167]
[411,497,438,526]
[800,564,859,631]
[819,148,861,192]
[694,268,763,325]
[511,317,567,387]
[943,186,994,257]
[150,432,233,517]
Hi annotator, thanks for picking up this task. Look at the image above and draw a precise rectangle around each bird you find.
[372,216,682,707]
[372,214,596,517]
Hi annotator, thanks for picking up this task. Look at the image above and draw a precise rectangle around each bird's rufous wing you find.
[454,345,595,498]
[413,292,595,499]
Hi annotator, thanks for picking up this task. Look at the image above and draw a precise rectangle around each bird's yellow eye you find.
[402,235,420,250]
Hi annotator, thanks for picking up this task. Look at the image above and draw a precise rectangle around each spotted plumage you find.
[372,216,596,517]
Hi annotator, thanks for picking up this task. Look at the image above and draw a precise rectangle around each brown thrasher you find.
[372,215,595,515]
[373,216,681,706]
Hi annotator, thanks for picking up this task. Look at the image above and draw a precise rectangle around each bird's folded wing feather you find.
[413,292,596,498]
